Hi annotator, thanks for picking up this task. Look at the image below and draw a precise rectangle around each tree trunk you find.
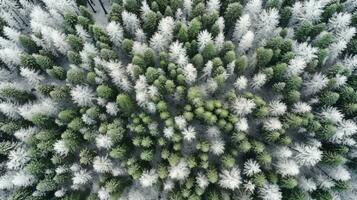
[98,0,107,14]
[87,0,96,13]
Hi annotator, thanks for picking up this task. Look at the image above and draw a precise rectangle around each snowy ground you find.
[86,0,111,26]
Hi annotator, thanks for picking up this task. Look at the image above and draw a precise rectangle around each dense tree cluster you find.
[0,0,356,200]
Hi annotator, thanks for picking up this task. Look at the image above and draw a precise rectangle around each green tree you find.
[224,3,243,28]
[188,18,202,40]
[143,11,158,36]
[256,47,273,68]
[19,35,38,53]
[34,54,54,70]
[97,84,115,100]
[116,94,136,114]
[108,3,123,22]
[67,34,84,52]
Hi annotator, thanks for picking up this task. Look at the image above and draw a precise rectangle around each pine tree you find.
[0,1,355,200]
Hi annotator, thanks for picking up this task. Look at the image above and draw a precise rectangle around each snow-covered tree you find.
[168,159,190,181]
[294,143,322,166]
[219,167,242,190]
[122,11,140,35]
[70,85,95,106]
[232,97,256,116]
[182,126,196,141]
[0,1,355,199]
[106,21,124,47]
[259,184,282,200]
[139,169,158,187]
[93,156,113,173]
[243,159,261,177]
